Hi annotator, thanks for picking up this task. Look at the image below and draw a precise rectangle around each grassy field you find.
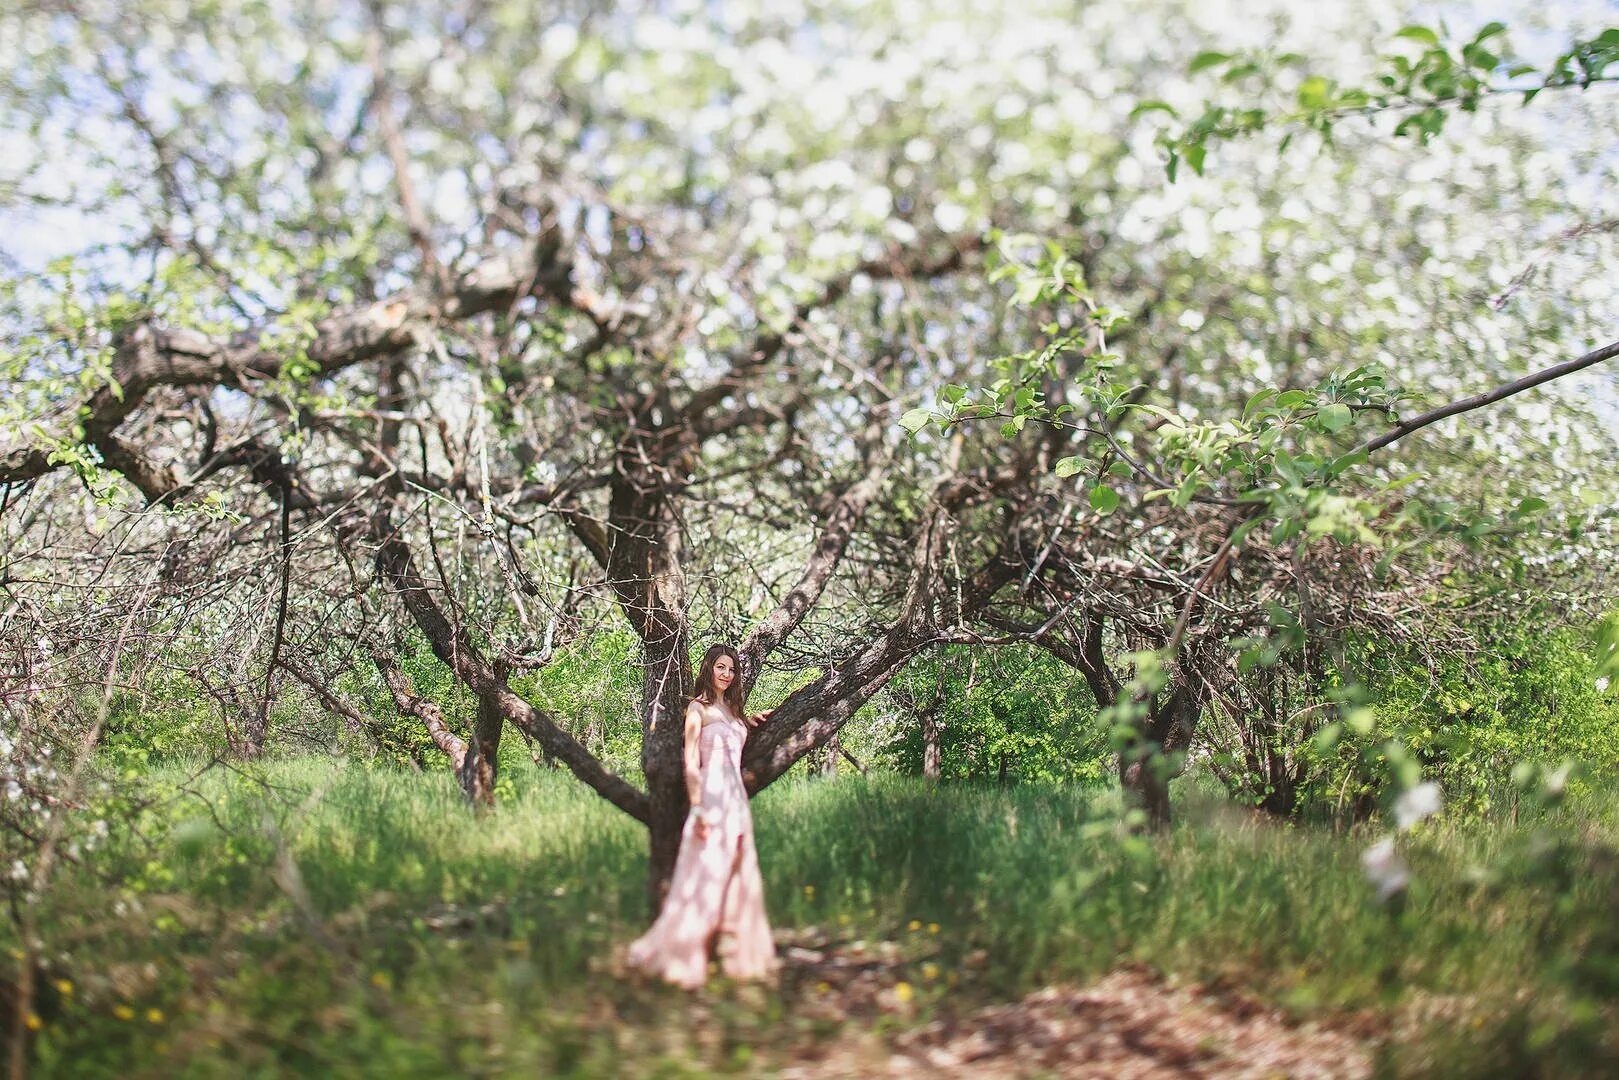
[15,757,1619,1077]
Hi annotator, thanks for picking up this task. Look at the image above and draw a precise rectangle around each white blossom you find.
[1361,837,1408,903]
[931,202,967,232]
[1394,782,1443,831]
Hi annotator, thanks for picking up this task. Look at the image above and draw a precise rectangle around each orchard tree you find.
[901,13,1619,821]
[2,0,1616,893]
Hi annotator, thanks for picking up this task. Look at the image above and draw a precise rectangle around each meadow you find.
[7,2,1619,1076]
[17,757,1619,1078]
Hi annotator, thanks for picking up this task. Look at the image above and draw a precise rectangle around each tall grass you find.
[16,757,1619,1077]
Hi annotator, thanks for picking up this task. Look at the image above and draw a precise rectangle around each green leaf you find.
[1189,51,1231,74]
[1184,142,1207,176]
[1244,388,1277,417]
[1395,25,1441,47]
[1381,472,1424,491]
[1514,496,1549,517]
[1230,515,1267,549]
[1238,645,1278,674]
[1462,43,1499,70]
[1089,485,1120,514]
[1273,450,1302,486]
[1171,473,1199,508]
[1313,722,1343,754]
[1297,75,1332,109]
[1317,402,1353,432]
[1321,449,1366,479]
[899,408,932,435]
[1054,456,1086,478]
[1265,600,1301,631]
[1129,100,1179,119]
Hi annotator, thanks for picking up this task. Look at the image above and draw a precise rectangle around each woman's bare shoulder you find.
[689,697,735,727]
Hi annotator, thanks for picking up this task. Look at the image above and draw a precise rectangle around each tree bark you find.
[1118,752,1173,829]
[461,682,505,808]
[231,711,269,761]
[1118,679,1203,829]
[921,707,942,780]
[820,731,841,778]
[638,628,693,908]
[590,412,700,910]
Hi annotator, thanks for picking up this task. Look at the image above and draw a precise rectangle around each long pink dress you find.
[625,710,778,989]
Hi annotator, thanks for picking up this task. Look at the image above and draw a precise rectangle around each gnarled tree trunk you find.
[1118,678,1205,829]
[638,629,694,907]
[460,680,505,808]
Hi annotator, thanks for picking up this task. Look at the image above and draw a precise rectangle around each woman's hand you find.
[745,708,773,729]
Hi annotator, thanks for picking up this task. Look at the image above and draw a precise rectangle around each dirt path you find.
[779,968,1372,1079]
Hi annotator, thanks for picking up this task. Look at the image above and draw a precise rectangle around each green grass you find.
[15,757,1619,1077]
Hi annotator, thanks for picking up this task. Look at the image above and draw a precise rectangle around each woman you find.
[625,644,779,989]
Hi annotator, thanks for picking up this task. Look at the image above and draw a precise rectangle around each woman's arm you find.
[683,701,705,808]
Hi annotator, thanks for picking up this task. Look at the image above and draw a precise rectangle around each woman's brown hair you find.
[694,643,746,718]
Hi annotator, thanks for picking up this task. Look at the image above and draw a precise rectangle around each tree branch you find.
[371,647,468,768]
[368,506,651,822]
[738,407,896,690]
[1360,338,1619,455]
[741,530,1024,792]
[1,226,581,487]
[680,235,984,424]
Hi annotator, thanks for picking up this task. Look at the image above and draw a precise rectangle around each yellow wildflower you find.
[893,981,914,1003]
[907,919,921,932]
[370,972,391,989]
[921,962,940,982]
[927,922,940,934]
[53,978,73,997]
[113,1005,135,1021]
[24,1013,42,1032]
[803,885,815,899]
[146,1008,165,1024]
[815,981,831,995]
